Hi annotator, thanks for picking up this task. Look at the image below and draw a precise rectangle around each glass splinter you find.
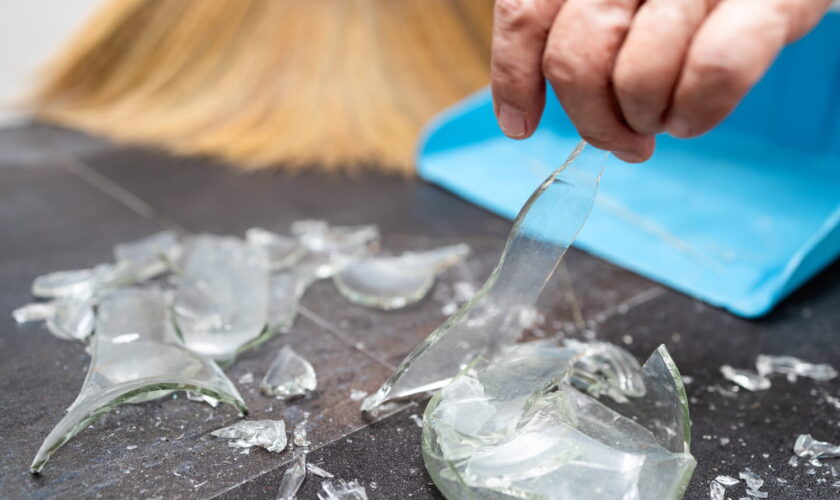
[260,346,317,398]
[246,227,306,271]
[715,475,740,486]
[307,463,335,478]
[277,454,307,500]
[318,479,369,500]
[174,235,270,361]
[294,417,311,447]
[212,419,287,453]
[739,470,764,490]
[421,343,695,499]
[756,354,837,382]
[720,365,771,391]
[45,296,95,342]
[31,287,247,473]
[12,302,56,323]
[794,434,840,460]
[362,141,605,411]
[333,244,471,310]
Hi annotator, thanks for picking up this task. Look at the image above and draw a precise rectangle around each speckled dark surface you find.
[1,124,838,499]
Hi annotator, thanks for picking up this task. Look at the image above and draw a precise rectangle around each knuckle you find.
[492,59,534,91]
[495,0,540,31]
[541,50,577,88]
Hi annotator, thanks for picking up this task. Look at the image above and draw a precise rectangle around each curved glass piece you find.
[260,346,318,398]
[362,142,605,411]
[174,235,270,361]
[246,227,306,271]
[333,244,471,310]
[31,287,247,473]
[421,344,695,500]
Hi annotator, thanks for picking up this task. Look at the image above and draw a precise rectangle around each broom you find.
[30,0,493,175]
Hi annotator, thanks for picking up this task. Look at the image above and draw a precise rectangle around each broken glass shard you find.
[746,489,768,498]
[565,339,646,404]
[362,142,605,411]
[246,227,306,271]
[31,266,105,298]
[173,234,269,361]
[318,479,369,500]
[266,271,308,335]
[333,244,470,310]
[31,287,247,473]
[422,343,695,499]
[260,346,317,398]
[710,481,725,500]
[186,391,220,407]
[292,221,379,280]
[756,355,837,382]
[277,454,307,500]
[294,417,311,447]
[307,463,335,478]
[212,419,286,452]
[44,296,95,342]
[739,471,764,490]
[720,365,771,391]
[12,302,56,323]
[794,434,840,460]
[715,475,739,486]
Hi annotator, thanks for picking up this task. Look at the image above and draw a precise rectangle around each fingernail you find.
[497,104,528,138]
[614,150,644,163]
[666,116,692,138]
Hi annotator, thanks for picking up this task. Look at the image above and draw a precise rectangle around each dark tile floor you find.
[1,124,838,499]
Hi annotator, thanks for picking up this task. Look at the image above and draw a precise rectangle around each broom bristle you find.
[31,0,492,175]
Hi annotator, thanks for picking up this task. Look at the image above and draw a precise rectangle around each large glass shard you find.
[318,479,369,500]
[246,227,306,271]
[31,287,247,473]
[260,346,317,398]
[277,454,307,499]
[173,235,270,361]
[756,355,837,382]
[212,419,287,452]
[362,142,605,411]
[421,343,695,500]
[794,434,840,459]
[333,244,471,310]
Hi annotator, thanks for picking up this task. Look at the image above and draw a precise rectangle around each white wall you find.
[0,0,103,126]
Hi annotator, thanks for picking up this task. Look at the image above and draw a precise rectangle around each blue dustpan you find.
[417,13,840,318]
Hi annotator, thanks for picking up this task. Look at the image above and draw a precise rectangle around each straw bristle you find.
[31,0,492,175]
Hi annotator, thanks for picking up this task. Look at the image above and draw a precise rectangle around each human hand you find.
[491,0,833,162]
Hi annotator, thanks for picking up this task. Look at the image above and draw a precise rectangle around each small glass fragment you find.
[756,354,837,382]
[260,346,317,398]
[565,339,646,403]
[114,230,180,270]
[789,456,799,467]
[239,372,254,384]
[349,389,368,401]
[245,227,306,271]
[720,365,771,391]
[277,454,307,500]
[186,391,220,407]
[174,235,270,361]
[363,142,606,411]
[44,296,95,342]
[31,266,103,298]
[12,302,56,323]
[307,463,335,479]
[739,470,764,490]
[710,481,725,500]
[318,479,369,500]
[746,489,768,498]
[292,220,379,280]
[31,287,247,473]
[715,475,740,486]
[410,414,423,428]
[422,343,695,499]
[794,434,840,460]
[333,244,470,310]
[211,419,287,453]
[293,418,311,447]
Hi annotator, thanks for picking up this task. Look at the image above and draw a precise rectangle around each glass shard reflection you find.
[31,287,247,473]
[260,346,317,398]
[211,419,287,453]
[421,343,695,500]
[334,244,470,310]
[362,141,606,412]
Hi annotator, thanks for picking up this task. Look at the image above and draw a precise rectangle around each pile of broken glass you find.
[361,143,697,499]
[15,220,469,473]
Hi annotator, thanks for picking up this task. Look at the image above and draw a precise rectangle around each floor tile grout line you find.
[53,151,191,234]
[298,305,397,371]
[208,402,418,499]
